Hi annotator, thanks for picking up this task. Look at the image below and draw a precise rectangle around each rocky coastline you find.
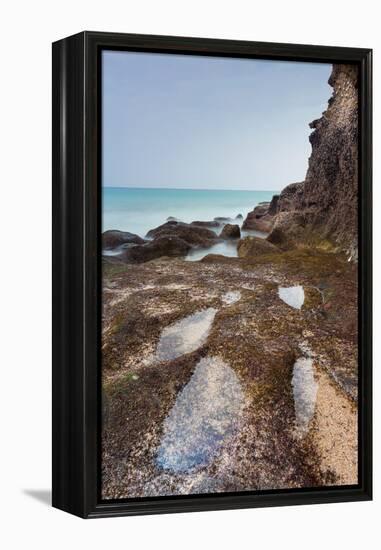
[101,64,359,499]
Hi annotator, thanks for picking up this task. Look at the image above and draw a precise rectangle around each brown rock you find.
[237,236,278,258]
[146,221,217,247]
[267,212,307,250]
[268,64,359,257]
[190,220,220,228]
[120,236,191,263]
[219,223,241,239]
[102,230,145,249]
[242,202,274,233]
[277,182,304,212]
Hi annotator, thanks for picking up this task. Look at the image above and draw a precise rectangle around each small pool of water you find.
[292,355,318,437]
[156,356,244,472]
[153,308,217,362]
[102,247,124,257]
[278,285,305,309]
[221,291,241,305]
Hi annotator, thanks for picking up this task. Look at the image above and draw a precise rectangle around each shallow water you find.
[221,291,241,305]
[156,356,244,472]
[292,355,319,436]
[185,241,239,261]
[278,285,305,309]
[153,308,217,362]
[102,247,125,256]
[102,187,277,237]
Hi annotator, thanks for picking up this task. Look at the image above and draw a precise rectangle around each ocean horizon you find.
[103,186,278,238]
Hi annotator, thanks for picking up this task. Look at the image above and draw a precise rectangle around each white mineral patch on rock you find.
[156,356,244,472]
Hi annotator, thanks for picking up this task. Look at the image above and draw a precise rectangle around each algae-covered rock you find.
[238,236,278,258]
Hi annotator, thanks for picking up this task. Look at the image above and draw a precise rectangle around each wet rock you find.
[235,213,243,219]
[242,202,274,232]
[219,223,241,239]
[120,236,191,263]
[146,221,217,248]
[102,230,146,249]
[214,216,232,223]
[190,220,220,228]
[303,286,323,309]
[200,254,240,264]
[237,236,278,258]
[102,245,358,498]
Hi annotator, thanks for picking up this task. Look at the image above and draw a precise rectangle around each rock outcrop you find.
[146,221,217,248]
[220,224,241,239]
[237,236,278,258]
[242,64,358,258]
[120,236,191,263]
[242,201,274,233]
[268,64,358,257]
[102,230,145,249]
[190,220,220,228]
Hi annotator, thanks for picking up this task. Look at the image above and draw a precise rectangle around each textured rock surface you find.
[242,202,274,232]
[238,236,278,258]
[267,64,359,257]
[146,221,217,248]
[102,248,358,499]
[119,236,191,263]
[220,223,241,239]
[102,230,146,249]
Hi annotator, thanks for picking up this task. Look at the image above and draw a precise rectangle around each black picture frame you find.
[52,31,372,519]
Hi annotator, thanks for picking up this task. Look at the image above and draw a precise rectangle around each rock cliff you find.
[244,64,359,258]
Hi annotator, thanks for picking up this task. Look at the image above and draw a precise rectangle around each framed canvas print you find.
[52,32,372,518]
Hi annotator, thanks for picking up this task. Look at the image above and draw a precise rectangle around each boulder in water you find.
[102,230,145,249]
[190,220,220,228]
[219,223,241,239]
[146,221,217,248]
[120,236,191,263]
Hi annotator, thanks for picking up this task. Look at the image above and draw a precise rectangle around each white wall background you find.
[0,1,378,548]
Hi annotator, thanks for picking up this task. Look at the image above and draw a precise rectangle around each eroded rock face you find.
[146,221,217,248]
[220,224,241,239]
[237,236,278,258]
[277,182,304,212]
[267,64,359,257]
[102,230,146,249]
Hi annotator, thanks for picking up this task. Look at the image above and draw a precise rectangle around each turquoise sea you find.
[103,187,278,238]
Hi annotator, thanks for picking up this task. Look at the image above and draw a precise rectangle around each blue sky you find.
[102,51,331,191]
